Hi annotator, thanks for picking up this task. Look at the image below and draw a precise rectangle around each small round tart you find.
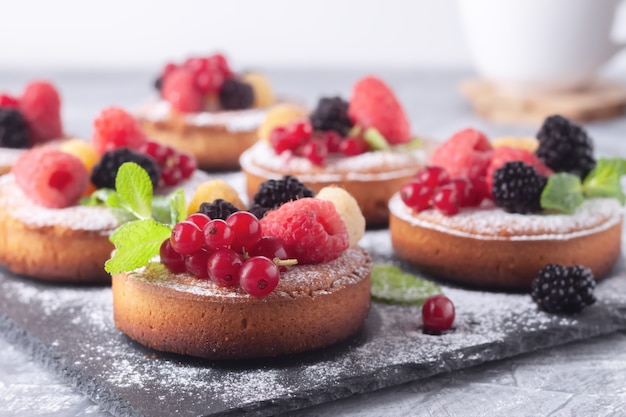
[241,141,430,226]
[138,100,273,171]
[389,193,623,289]
[112,248,373,360]
[0,171,209,284]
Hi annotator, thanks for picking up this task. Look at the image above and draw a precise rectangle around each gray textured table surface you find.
[1,68,626,417]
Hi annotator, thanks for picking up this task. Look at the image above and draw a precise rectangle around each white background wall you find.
[1,0,625,72]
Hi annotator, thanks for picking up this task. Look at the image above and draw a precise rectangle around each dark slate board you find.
[0,230,625,417]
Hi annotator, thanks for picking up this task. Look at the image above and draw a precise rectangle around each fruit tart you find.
[240,76,430,226]
[137,53,284,171]
[109,175,372,359]
[0,107,208,283]
[0,81,65,174]
[389,116,624,290]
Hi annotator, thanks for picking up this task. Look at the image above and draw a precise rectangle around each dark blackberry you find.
[531,264,596,314]
[0,108,30,148]
[247,203,269,219]
[309,97,353,136]
[154,76,163,92]
[536,115,596,178]
[91,148,160,190]
[252,176,314,217]
[219,78,254,110]
[492,161,547,214]
[197,199,240,221]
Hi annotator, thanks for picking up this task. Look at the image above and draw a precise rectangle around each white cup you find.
[457,0,626,94]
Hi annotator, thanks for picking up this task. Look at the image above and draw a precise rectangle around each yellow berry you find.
[59,139,99,173]
[491,136,539,152]
[316,186,365,248]
[187,180,246,216]
[241,72,275,108]
[257,104,307,141]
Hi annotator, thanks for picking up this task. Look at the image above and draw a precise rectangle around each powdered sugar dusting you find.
[240,141,427,182]
[389,193,624,241]
[0,147,25,169]
[137,100,268,132]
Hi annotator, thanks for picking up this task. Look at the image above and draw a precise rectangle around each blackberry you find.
[153,76,163,92]
[0,108,30,148]
[198,199,240,221]
[91,148,160,190]
[247,203,269,219]
[219,78,254,110]
[492,161,547,214]
[531,264,596,314]
[252,176,314,217]
[536,115,596,178]
[309,97,353,136]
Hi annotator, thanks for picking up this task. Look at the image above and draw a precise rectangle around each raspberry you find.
[492,161,547,214]
[257,104,307,141]
[252,175,314,218]
[429,128,493,180]
[486,146,552,192]
[19,81,63,144]
[531,264,596,314]
[154,62,179,92]
[92,107,148,155]
[536,115,596,178]
[260,198,348,264]
[0,108,30,148]
[0,94,19,108]
[219,78,255,110]
[309,97,353,136]
[12,147,88,208]
[162,68,204,113]
[348,76,411,145]
[91,148,160,190]
[198,198,240,221]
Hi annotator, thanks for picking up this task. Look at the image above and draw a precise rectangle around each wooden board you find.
[459,79,626,125]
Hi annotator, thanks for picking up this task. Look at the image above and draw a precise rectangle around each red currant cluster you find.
[270,121,371,166]
[138,140,196,187]
[400,166,489,216]
[160,54,232,96]
[160,211,292,297]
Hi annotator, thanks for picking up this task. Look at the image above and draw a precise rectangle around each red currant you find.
[207,53,232,77]
[207,248,243,287]
[320,131,343,153]
[301,139,328,165]
[339,136,370,156]
[226,211,263,253]
[239,256,280,297]
[422,295,455,333]
[433,186,460,216]
[249,236,289,260]
[0,94,19,108]
[287,121,313,140]
[270,127,299,154]
[469,176,490,205]
[178,153,196,179]
[448,178,471,207]
[400,181,435,211]
[159,239,186,273]
[170,221,204,255]
[139,141,168,164]
[414,166,450,188]
[203,219,234,251]
[186,213,210,230]
[185,249,211,279]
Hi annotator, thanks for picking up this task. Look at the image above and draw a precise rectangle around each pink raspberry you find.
[92,107,148,154]
[19,81,63,144]
[260,198,349,264]
[12,147,88,208]
[0,94,19,108]
[162,68,204,113]
[486,146,553,191]
[429,128,493,180]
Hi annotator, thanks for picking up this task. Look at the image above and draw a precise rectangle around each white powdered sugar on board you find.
[389,193,624,241]
[240,141,427,182]
[137,100,268,132]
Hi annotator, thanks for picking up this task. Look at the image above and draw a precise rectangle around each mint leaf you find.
[80,188,115,207]
[540,173,584,214]
[582,157,626,204]
[371,264,441,306]
[105,219,172,274]
[363,128,390,150]
[115,162,153,220]
[151,196,171,225]
[168,189,187,224]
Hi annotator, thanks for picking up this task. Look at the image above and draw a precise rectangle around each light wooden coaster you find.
[459,79,626,125]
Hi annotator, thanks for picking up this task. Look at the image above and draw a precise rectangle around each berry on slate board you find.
[0,107,30,148]
[348,76,411,144]
[92,107,147,154]
[492,161,547,214]
[12,147,88,208]
[422,294,455,334]
[19,81,63,144]
[531,264,596,314]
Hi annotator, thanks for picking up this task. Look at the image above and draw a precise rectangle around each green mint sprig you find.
[541,157,626,213]
[363,128,390,150]
[371,264,441,306]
